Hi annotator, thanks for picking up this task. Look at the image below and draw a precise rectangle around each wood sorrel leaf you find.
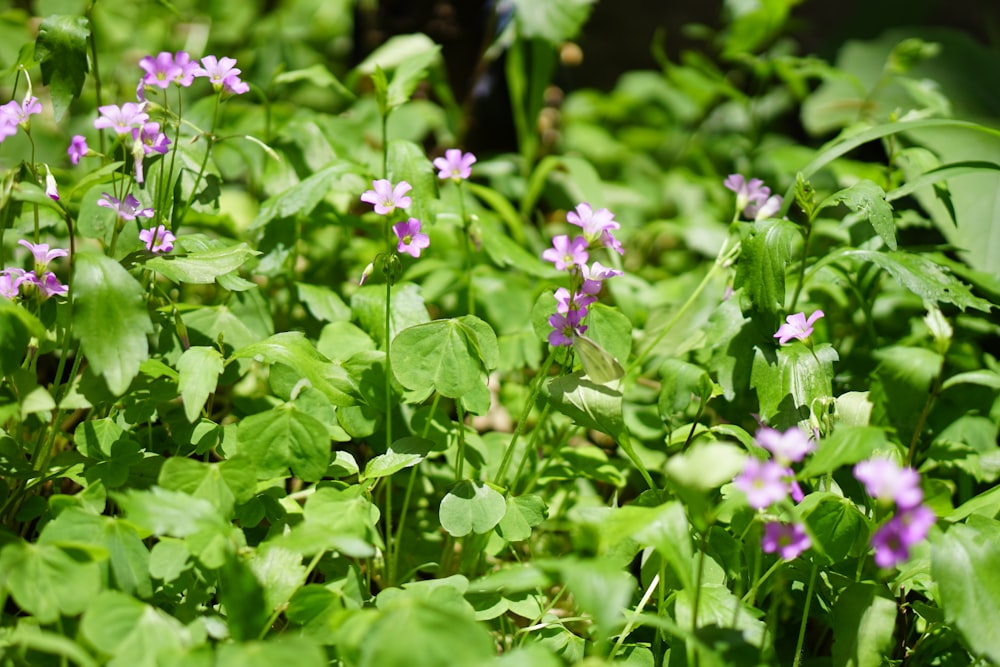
[362,437,435,481]
[0,540,102,624]
[830,583,898,667]
[73,252,152,396]
[546,371,624,439]
[145,242,259,285]
[390,316,498,414]
[439,480,506,537]
[80,591,190,665]
[177,346,225,423]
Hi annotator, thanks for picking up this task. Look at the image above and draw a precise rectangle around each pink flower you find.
[774,310,824,345]
[32,271,68,299]
[748,194,783,220]
[44,167,59,201]
[433,149,476,181]
[360,179,412,216]
[580,261,622,295]
[853,458,923,510]
[0,95,42,128]
[761,521,811,560]
[392,218,430,258]
[870,506,934,568]
[195,55,250,94]
[19,240,68,268]
[97,192,154,221]
[567,203,619,240]
[547,309,587,347]
[734,458,789,509]
[756,426,814,465]
[553,287,596,315]
[139,225,175,253]
[542,235,589,271]
[67,135,89,165]
[94,103,149,135]
[0,269,26,299]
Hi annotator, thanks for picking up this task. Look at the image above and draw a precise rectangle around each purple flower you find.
[724,174,772,218]
[567,202,618,239]
[870,505,934,569]
[756,426,814,465]
[44,167,59,201]
[94,103,149,135]
[547,309,587,347]
[580,261,623,295]
[0,115,15,142]
[139,225,176,253]
[761,521,811,560]
[774,310,824,345]
[132,122,170,155]
[195,56,250,94]
[392,218,430,258]
[542,235,589,271]
[0,95,42,128]
[68,135,89,165]
[19,240,68,269]
[854,458,923,510]
[433,149,476,181]
[139,52,181,89]
[360,179,412,216]
[734,458,789,509]
[0,269,26,299]
[32,272,68,299]
[97,192,154,221]
[553,287,596,315]
[747,194,783,220]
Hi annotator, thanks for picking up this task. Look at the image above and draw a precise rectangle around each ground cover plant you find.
[1,0,1000,665]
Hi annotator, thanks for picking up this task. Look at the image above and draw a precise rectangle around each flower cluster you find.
[734,426,816,560]
[359,179,429,282]
[854,457,935,568]
[139,51,199,89]
[724,174,782,220]
[542,203,624,347]
[774,310,824,345]
[0,95,43,143]
[1,241,69,300]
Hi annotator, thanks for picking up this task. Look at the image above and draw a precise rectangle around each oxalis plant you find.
[1,1,999,666]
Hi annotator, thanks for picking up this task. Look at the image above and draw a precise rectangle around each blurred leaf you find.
[297,283,351,323]
[831,583,897,667]
[34,15,89,121]
[250,163,356,230]
[73,252,152,395]
[557,558,636,640]
[511,0,596,45]
[0,540,102,623]
[799,492,869,564]
[216,638,326,667]
[80,591,190,666]
[932,517,1000,664]
[800,426,891,478]
[177,346,224,423]
[362,437,435,480]
[273,63,355,100]
[439,480,506,537]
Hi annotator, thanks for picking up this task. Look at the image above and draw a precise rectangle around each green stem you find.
[510,403,550,493]
[742,558,784,606]
[175,92,221,228]
[789,220,814,312]
[608,573,660,661]
[617,430,655,489]
[906,365,944,467]
[86,0,105,157]
[493,350,555,486]
[792,561,818,667]
[454,401,466,481]
[457,182,475,317]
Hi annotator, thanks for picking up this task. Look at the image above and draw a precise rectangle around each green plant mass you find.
[2,0,1000,665]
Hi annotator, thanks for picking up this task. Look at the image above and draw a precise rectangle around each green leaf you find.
[73,252,152,395]
[362,437,435,480]
[158,456,256,516]
[800,426,890,478]
[831,583,897,667]
[511,0,596,45]
[556,558,636,640]
[439,480,506,537]
[818,180,896,250]
[390,317,497,413]
[351,282,430,349]
[272,63,356,100]
[664,442,745,492]
[34,15,90,122]
[734,219,800,317]
[932,518,1000,664]
[831,249,991,311]
[145,242,258,285]
[496,495,547,542]
[177,346,224,423]
[751,342,838,430]
[216,638,326,667]
[799,492,870,564]
[251,163,357,230]
[80,591,190,666]
[0,300,44,375]
[0,540,102,623]
[675,583,765,647]
[658,358,713,422]
[297,282,351,323]
[546,371,624,439]
[231,332,356,406]
[237,404,330,482]
[386,44,441,110]
[387,139,437,224]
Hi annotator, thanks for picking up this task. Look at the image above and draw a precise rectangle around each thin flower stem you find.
[789,221,813,312]
[457,181,475,317]
[176,92,221,228]
[792,561,818,667]
[510,402,551,493]
[455,401,467,481]
[742,558,784,605]
[493,349,556,486]
[86,0,105,156]
[608,573,660,661]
